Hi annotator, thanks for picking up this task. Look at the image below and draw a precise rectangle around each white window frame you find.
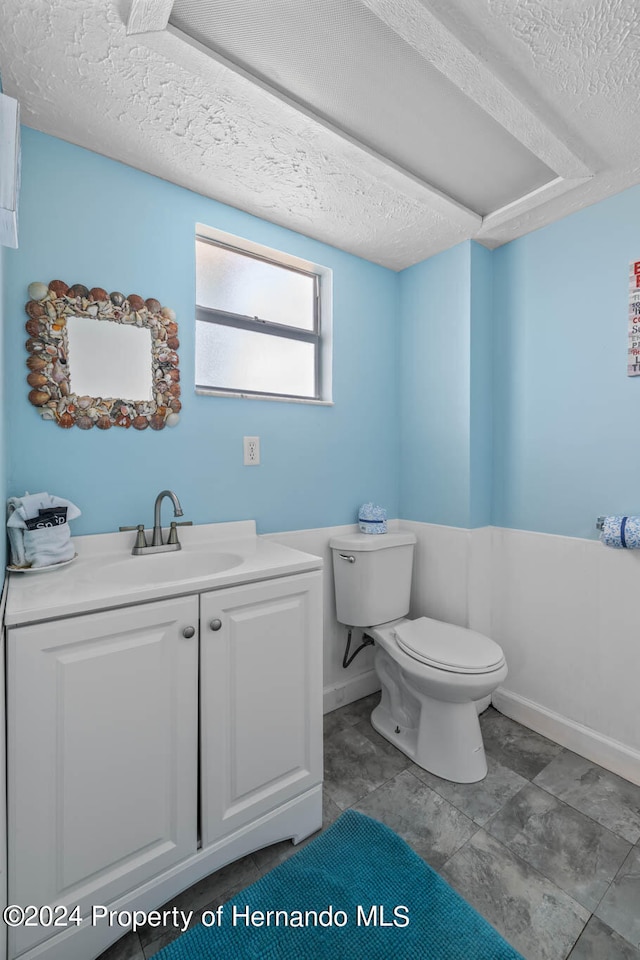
[195,223,333,405]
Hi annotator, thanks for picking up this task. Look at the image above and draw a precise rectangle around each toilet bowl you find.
[329,531,507,784]
[369,616,507,783]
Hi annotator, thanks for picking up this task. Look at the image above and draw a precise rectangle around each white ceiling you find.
[169,0,556,216]
[0,0,639,269]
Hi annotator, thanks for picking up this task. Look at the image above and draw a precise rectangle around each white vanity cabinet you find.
[5,542,323,960]
[7,596,200,958]
[200,573,323,847]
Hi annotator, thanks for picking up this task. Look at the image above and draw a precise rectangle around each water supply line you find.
[342,627,375,669]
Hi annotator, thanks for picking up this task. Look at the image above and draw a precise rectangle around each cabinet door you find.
[200,572,323,847]
[7,596,199,957]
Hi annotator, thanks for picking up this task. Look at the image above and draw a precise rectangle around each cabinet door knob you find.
[209,618,222,631]
[182,626,196,639]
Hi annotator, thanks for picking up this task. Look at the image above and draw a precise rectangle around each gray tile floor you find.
[99,697,640,960]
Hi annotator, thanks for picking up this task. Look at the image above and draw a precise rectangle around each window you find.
[195,228,331,403]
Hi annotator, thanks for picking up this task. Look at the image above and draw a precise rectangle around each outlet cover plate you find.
[243,436,260,465]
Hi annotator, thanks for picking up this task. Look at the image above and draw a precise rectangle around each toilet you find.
[329,531,507,783]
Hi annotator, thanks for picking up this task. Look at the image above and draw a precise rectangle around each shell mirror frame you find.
[24,280,181,430]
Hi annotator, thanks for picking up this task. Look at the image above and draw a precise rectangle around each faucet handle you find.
[167,520,192,545]
[119,524,148,549]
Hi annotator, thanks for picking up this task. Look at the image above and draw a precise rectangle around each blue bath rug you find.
[156,810,523,959]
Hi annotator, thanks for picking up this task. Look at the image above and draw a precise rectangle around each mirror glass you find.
[66,316,153,400]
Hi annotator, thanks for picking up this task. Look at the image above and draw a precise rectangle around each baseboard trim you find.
[323,670,380,715]
[493,688,640,787]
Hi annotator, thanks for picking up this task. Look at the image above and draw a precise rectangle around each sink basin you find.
[96,550,244,587]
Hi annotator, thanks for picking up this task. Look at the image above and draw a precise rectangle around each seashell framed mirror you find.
[24,280,181,429]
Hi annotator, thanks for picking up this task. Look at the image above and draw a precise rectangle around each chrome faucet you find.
[152,489,184,546]
[119,489,192,555]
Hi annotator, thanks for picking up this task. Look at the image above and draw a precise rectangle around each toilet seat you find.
[393,617,505,674]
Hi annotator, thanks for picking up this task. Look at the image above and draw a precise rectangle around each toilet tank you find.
[329,532,416,627]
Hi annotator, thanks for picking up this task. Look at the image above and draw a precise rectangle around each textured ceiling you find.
[169,0,556,215]
[0,0,639,269]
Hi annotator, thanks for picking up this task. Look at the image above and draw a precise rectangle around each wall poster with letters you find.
[628,261,640,376]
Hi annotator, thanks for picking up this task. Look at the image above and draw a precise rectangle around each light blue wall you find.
[399,189,640,540]
[469,242,493,528]
[492,185,640,539]
[4,129,400,536]
[7,129,639,544]
[398,241,493,528]
[399,243,471,526]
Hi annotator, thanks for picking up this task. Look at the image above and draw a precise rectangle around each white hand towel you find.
[24,526,76,568]
[6,525,26,567]
[6,492,81,568]
[7,493,52,526]
[24,523,75,567]
[6,493,81,529]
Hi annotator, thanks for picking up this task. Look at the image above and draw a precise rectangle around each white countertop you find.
[5,520,323,626]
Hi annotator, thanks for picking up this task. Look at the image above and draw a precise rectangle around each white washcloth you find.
[6,492,81,568]
[7,492,81,529]
[24,526,76,567]
[6,520,26,567]
[7,493,53,565]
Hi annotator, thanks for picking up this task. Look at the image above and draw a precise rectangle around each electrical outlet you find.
[243,436,260,465]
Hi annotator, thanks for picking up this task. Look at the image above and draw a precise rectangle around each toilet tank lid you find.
[329,532,417,551]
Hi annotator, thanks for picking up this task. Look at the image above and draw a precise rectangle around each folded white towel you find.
[7,492,81,529]
[7,493,51,565]
[24,526,76,568]
[7,493,53,526]
[6,528,25,567]
[6,492,81,568]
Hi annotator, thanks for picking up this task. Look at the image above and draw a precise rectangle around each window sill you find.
[195,387,334,406]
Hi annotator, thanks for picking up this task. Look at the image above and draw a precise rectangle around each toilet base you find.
[371,696,488,784]
[371,702,418,763]
[366,623,503,784]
